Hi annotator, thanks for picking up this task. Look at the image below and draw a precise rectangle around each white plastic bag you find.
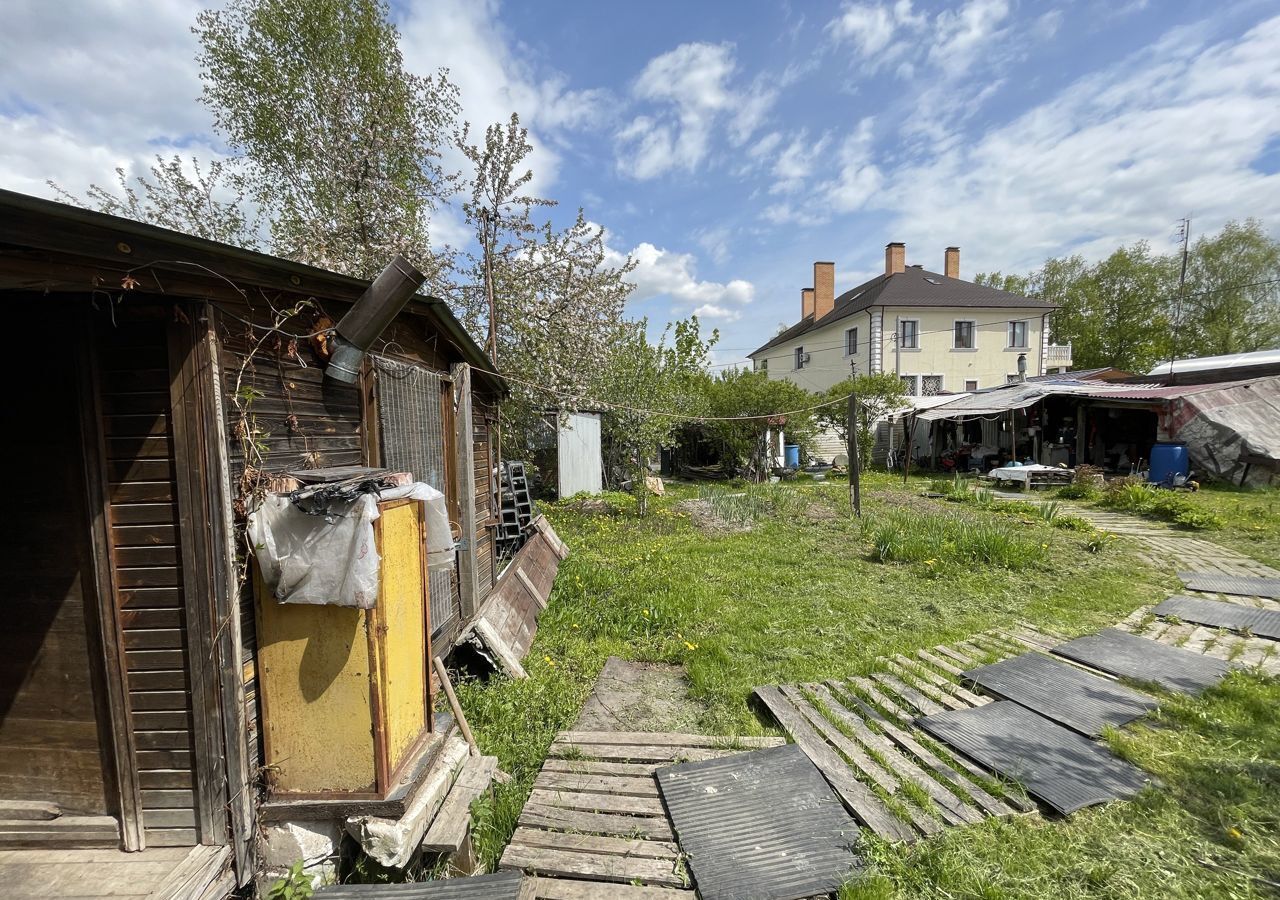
[247,482,455,609]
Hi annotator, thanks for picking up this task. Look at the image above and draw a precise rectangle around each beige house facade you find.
[750,243,1072,398]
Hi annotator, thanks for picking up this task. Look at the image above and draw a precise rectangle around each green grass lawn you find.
[456,474,1279,897]
[1183,484,1280,568]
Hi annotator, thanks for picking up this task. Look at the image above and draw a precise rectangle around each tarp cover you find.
[1165,376,1280,487]
[248,482,453,608]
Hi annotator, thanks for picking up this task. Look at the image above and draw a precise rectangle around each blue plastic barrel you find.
[784,444,801,468]
[1149,442,1189,484]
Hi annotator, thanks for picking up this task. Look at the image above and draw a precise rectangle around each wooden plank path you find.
[752,625,1059,842]
[1115,605,1280,674]
[501,731,783,898]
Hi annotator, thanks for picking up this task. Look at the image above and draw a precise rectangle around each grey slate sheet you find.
[1178,572,1280,600]
[1051,628,1230,694]
[1154,595,1280,640]
[657,743,862,900]
[916,701,1151,815]
[315,872,523,898]
[964,652,1158,737]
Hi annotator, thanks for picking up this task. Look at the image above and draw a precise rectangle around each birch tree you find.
[195,0,459,278]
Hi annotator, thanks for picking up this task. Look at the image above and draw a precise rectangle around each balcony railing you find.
[1046,342,1073,369]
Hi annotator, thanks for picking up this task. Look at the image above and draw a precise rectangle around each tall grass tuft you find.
[865,508,1046,569]
[698,481,804,525]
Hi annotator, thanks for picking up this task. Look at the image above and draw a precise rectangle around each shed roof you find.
[750,266,1056,357]
[0,188,504,392]
[914,376,1263,421]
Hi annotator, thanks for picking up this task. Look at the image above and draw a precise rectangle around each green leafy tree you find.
[815,373,909,466]
[702,369,817,481]
[50,155,263,249]
[596,317,716,511]
[195,0,459,278]
[1180,219,1280,357]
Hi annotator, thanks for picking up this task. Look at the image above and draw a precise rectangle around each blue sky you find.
[3,0,1280,366]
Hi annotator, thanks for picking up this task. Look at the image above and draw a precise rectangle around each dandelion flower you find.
[543,655,556,667]
[684,641,698,651]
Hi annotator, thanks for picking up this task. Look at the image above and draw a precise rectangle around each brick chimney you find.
[945,246,960,279]
[801,287,815,320]
[885,242,905,275]
[813,261,835,321]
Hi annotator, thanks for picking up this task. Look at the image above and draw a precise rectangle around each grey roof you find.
[750,266,1056,357]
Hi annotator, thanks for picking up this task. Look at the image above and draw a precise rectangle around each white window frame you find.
[794,346,805,370]
[898,318,920,350]
[844,327,858,357]
[953,319,976,350]
[900,374,919,396]
[757,358,768,372]
[1007,319,1029,350]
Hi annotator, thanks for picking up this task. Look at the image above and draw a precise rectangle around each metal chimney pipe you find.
[325,254,426,383]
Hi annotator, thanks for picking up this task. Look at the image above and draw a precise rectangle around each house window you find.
[899,319,919,349]
[845,327,858,356]
[758,358,768,372]
[900,375,918,396]
[1008,320,1029,349]
[794,346,805,369]
[964,379,979,392]
[954,320,975,349]
[921,375,943,396]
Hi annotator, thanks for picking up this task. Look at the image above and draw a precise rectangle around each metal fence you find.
[374,356,459,640]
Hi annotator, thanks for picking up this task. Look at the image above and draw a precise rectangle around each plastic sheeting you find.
[1166,376,1280,487]
[248,482,454,608]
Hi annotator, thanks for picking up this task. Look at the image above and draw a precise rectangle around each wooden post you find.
[451,364,480,619]
[848,365,861,518]
[433,656,478,757]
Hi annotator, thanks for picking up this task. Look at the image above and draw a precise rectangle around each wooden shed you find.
[0,189,507,896]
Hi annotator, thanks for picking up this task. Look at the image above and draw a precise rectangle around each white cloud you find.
[929,0,1012,76]
[606,239,755,322]
[0,0,221,199]
[616,41,777,179]
[826,3,897,56]
[878,15,1280,274]
[770,131,832,194]
[819,118,883,213]
[398,0,611,195]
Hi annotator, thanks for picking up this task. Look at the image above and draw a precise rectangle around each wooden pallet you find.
[753,626,1067,841]
[501,731,782,897]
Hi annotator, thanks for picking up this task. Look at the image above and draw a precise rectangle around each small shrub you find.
[1102,480,1155,512]
[1053,514,1094,532]
[1084,531,1114,553]
[1037,501,1061,523]
[1056,483,1099,501]
[1172,508,1225,530]
[927,478,953,495]
[972,487,995,507]
[267,862,314,900]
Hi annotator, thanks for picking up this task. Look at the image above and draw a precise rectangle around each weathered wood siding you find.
[97,317,201,847]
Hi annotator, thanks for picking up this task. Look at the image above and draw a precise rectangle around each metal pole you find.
[848,362,861,518]
[903,414,912,486]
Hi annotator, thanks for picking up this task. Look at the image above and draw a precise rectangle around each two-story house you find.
[749,242,1071,396]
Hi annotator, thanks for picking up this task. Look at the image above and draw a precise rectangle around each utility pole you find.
[1170,216,1191,384]
[481,207,499,366]
[848,361,861,518]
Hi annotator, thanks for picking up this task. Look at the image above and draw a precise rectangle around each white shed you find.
[556,411,603,496]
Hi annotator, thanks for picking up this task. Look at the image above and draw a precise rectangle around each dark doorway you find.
[0,303,113,816]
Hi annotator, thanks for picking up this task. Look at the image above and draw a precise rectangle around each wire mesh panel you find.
[374,356,459,639]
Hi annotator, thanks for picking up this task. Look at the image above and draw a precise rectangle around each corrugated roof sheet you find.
[913,376,1268,420]
[1147,347,1280,376]
[751,266,1056,357]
